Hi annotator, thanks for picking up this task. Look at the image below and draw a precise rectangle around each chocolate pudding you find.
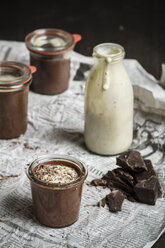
[0,62,33,139]
[25,28,81,95]
[27,155,87,227]
[0,87,28,139]
[30,53,70,94]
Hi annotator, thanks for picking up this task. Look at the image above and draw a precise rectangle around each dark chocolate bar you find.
[90,179,107,187]
[89,150,163,212]
[134,176,159,205]
[135,159,156,182]
[114,168,134,186]
[116,150,147,173]
[135,159,163,198]
[126,193,138,202]
[103,170,133,193]
[106,190,125,212]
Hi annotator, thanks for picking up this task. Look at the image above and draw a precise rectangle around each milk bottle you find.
[84,43,134,155]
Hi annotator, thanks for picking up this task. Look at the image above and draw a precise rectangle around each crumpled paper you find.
[0,40,165,248]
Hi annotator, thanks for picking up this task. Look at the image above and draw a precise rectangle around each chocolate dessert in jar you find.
[27,154,87,227]
[25,28,81,94]
[0,61,36,139]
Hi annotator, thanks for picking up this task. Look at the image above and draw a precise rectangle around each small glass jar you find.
[84,43,134,155]
[27,154,87,227]
[25,28,81,95]
[0,61,36,139]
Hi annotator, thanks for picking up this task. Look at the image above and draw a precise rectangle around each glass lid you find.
[25,28,74,55]
[0,61,32,87]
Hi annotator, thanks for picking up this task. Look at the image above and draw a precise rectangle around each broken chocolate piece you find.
[89,150,163,212]
[103,170,133,193]
[135,159,163,198]
[116,150,147,173]
[90,179,107,187]
[135,160,156,182]
[106,190,125,212]
[114,168,134,186]
[98,198,106,207]
[126,193,138,202]
[134,176,159,205]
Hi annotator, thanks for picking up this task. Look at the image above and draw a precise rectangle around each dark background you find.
[0,0,165,247]
[0,0,165,79]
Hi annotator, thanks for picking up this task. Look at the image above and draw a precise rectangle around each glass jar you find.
[84,43,134,155]
[27,154,87,227]
[25,28,81,95]
[0,61,36,139]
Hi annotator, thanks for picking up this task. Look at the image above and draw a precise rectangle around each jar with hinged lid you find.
[27,154,87,227]
[0,61,36,139]
[25,28,81,95]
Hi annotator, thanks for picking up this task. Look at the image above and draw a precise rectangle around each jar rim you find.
[25,28,75,55]
[0,61,32,90]
[93,43,125,61]
[27,154,88,189]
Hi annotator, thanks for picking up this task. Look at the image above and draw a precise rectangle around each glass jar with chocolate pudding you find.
[25,28,81,95]
[27,154,87,227]
[0,62,36,139]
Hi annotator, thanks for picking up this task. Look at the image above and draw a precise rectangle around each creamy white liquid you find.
[84,51,133,155]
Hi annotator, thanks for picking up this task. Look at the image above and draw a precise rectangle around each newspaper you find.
[0,40,165,248]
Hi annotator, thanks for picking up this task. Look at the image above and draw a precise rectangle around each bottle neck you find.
[93,43,125,63]
[92,43,125,91]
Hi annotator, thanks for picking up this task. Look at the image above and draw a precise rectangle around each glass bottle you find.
[84,43,134,155]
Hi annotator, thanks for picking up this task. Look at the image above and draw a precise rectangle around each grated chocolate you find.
[33,164,79,184]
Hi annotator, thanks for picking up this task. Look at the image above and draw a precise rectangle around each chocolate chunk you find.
[126,193,138,202]
[134,176,159,205]
[114,168,134,186]
[135,159,156,182]
[106,190,125,212]
[89,150,162,212]
[90,179,107,187]
[135,159,163,198]
[116,150,147,173]
[107,181,133,196]
[103,170,133,193]
[98,198,106,207]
